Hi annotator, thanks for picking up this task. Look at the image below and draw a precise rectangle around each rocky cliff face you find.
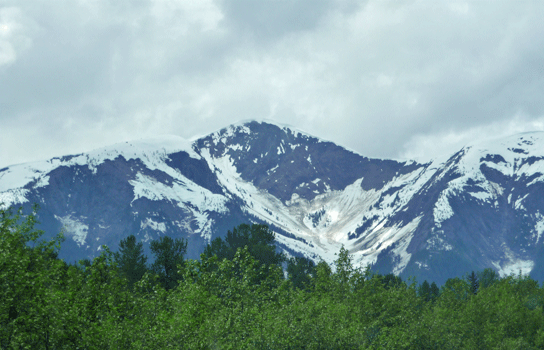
[2,121,544,284]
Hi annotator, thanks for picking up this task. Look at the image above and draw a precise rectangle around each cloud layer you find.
[1,0,544,167]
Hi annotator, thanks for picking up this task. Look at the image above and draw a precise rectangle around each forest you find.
[2,205,544,349]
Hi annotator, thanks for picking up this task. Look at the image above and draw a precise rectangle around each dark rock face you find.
[3,122,544,286]
[166,151,224,195]
[197,121,420,202]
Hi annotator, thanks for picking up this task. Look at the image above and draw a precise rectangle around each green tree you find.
[441,277,470,302]
[312,260,334,295]
[477,267,499,289]
[73,246,133,347]
[0,205,65,348]
[113,234,148,289]
[203,223,286,268]
[150,236,187,290]
[418,280,432,302]
[287,256,316,290]
[430,281,440,301]
[381,273,404,290]
[468,270,480,295]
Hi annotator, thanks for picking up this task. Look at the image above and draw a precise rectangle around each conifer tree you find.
[287,256,316,290]
[381,273,403,290]
[418,280,432,301]
[113,234,147,288]
[203,223,285,268]
[150,236,187,290]
[430,281,440,301]
[468,271,479,295]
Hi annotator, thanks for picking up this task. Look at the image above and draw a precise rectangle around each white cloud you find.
[0,7,35,67]
[401,115,544,162]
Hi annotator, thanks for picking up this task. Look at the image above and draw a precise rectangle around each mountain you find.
[2,121,544,285]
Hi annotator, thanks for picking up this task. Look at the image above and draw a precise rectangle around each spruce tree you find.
[430,282,440,301]
[418,280,432,302]
[203,223,285,268]
[113,235,148,289]
[150,236,187,290]
[287,256,316,290]
[381,273,403,290]
[468,271,479,295]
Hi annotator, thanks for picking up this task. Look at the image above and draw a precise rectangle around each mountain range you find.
[2,120,544,285]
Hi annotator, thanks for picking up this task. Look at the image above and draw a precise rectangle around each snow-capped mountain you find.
[2,121,544,285]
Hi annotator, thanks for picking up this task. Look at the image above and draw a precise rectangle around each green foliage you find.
[0,205,66,349]
[380,273,404,290]
[478,267,499,289]
[418,280,432,301]
[287,255,316,290]
[331,245,367,299]
[430,281,440,301]
[203,223,286,269]
[114,234,148,289]
[442,276,470,303]
[150,235,187,290]
[3,207,544,349]
[467,270,480,295]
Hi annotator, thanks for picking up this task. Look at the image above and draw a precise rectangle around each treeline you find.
[3,206,544,349]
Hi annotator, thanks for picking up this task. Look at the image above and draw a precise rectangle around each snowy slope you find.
[3,122,544,284]
[0,135,199,206]
[0,135,232,260]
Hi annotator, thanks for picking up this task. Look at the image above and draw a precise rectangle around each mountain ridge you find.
[2,120,544,285]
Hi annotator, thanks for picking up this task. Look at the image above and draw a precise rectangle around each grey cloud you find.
[2,0,544,168]
[219,0,333,43]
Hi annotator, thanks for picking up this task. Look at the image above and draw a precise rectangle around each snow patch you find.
[492,259,534,278]
[55,215,88,246]
[426,235,453,251]
[415,261,429,269]
[129,171,227,240]
[514,194,529,210]
[533,212,544,244]
[434,190,454,226]
[34,175,50,189]
[129,173,228,214]
[352,216,422,275]
[267,165,279,175]
[492,243,534,277]
[141,218,167,233]
[0,189,30,209]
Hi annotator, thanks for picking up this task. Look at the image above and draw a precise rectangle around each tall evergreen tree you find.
[468,271,479,295]
[150,236,187,290]
[418,280,432,302]
[113,235,147,289]
[287,256,316,290]
[430,282,440,301]
[203,223,285,268]
[381,273,404,290]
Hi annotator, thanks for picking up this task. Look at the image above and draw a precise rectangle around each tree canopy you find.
[114,234,147,289]
[203,223,286,268]
[3,206,544,349]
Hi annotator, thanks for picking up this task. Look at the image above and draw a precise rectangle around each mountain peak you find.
[3,123,544,285]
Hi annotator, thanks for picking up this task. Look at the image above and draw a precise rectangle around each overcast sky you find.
[1,0,544,168]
